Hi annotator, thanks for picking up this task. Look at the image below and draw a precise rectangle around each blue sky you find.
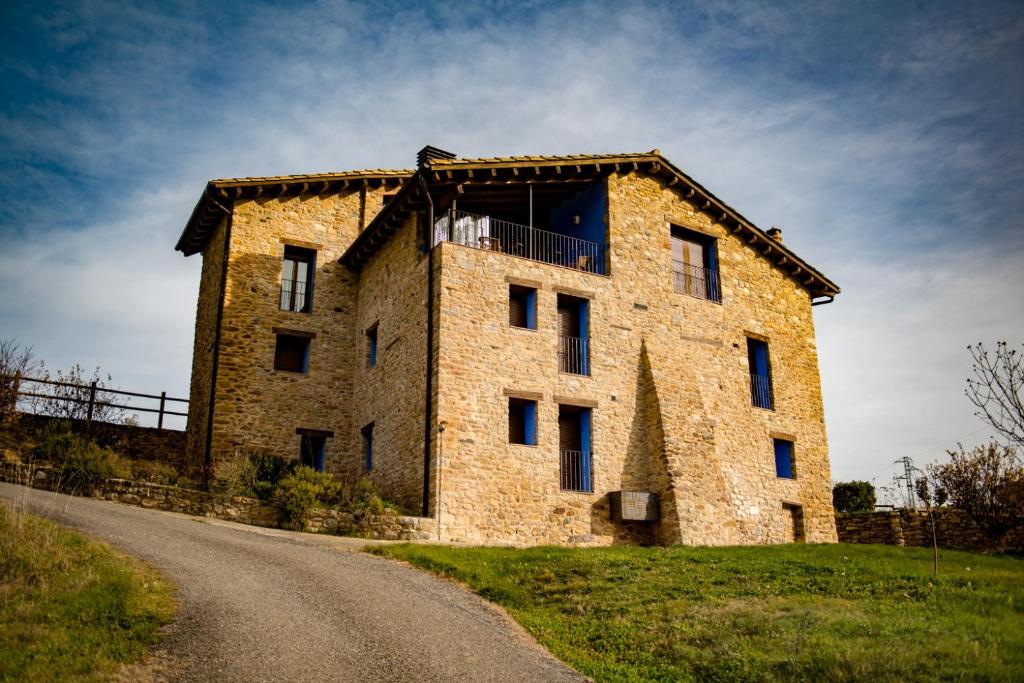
[1,0,1022,495]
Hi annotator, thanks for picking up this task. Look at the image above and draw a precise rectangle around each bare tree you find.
[966,342,1024,448]
[0,339,36,423]
[29,361,126,424]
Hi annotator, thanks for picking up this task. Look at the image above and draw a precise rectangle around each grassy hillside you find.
[0,506,175,682]
[374,543,1023,682]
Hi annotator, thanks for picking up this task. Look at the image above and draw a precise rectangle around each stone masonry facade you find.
[176,148,840,546]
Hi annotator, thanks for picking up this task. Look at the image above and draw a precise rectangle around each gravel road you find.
[0,482,584,682]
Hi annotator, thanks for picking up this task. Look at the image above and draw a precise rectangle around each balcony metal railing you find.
[280,278,309,312]
[559,336,590,376]
[434,210,608,275]
[672,260,721,303]
[560,450,593,493]
[750,373,774,410]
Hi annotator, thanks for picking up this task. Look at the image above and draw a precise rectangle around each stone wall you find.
[0,462,433,540]
[352,215,432,512]
[185,216,228,472]
[4,413,186,465]
[432,171,836,546]
[836,509,1024,553]
[205,186,391,476]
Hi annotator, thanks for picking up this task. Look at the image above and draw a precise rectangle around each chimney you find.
[417,145,457,169]
[767,226,783,242]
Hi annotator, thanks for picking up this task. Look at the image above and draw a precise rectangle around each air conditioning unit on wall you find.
[609,491,659,522]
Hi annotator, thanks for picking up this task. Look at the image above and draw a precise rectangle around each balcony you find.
[672,260,721,303]
[434,211,608,275]
[750,373,774,410]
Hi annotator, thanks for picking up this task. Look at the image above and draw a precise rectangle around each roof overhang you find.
[174,169,412,256]
[339,152,840,300]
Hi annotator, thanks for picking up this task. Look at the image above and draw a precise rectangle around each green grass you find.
[0,506,175,682]
[372,543,1024,682]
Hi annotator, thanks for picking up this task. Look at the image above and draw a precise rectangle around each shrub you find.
[275,466,343,530]
[53,441,127,493]
[29,421,78,464]
[350,477,388,517]
[833,481,876,513]
[29,423,127,492]
[215,452,296,500]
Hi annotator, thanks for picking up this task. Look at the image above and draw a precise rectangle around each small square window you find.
[774,438,795,479]
[508,398,537,446]
[362,423,374,470]
[509,285,537,329]
[274,334,310,373]
[366,324,378,368]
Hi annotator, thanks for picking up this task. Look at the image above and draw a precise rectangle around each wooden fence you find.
[2,372,188,430]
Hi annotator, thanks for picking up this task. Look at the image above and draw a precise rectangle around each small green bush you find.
[833,480,876,513]
[54,442,126,493]
[351,478,388,516]
[29,424,128,492]
[275,466,344,530]
[29,422,79,464]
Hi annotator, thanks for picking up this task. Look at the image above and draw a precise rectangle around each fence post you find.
[158,391,166,430]
[86,380,97,424]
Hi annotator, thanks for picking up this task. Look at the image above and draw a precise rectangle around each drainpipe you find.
[418,172,436,517]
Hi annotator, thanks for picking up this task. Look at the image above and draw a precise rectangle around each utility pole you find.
[893,456,919,509]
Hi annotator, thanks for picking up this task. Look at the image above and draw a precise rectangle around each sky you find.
[1,0,1022,495]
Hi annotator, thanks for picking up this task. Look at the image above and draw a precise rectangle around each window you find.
[274,333,311,373]
[671,227,720,302]
[558,404,592,492]
[509,285,537,329]
[747,337,773,409]
[366,324,378,368]
[362,423,374,470]
[508,398,537,445]
[782,503,805,543]
[774,438,795,479]
[280,246,316,313]
[557,294,589,376]
[299,433,326,472]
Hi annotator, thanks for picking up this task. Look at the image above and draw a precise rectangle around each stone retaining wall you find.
[0,462,433,541]
[836,509,1024,553]
[4,412,187,465]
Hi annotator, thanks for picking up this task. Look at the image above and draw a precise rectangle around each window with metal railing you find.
[557,294,590,376]
[280,245,316,313]
[747,337,773,409]
[671,227,720,303]
[559,405,593,493]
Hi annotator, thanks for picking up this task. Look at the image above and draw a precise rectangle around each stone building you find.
[175,146,841,546]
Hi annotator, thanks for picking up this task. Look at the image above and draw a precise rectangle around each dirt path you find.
[1,482,583,682]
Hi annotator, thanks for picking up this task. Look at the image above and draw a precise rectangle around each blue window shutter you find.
[774,440,793,478]
[578,300,590,375]
[525,289,537,329]
[314,440,325,472]
[524,401,537,446]
[753,341,769,377]
[580,409,592,491]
